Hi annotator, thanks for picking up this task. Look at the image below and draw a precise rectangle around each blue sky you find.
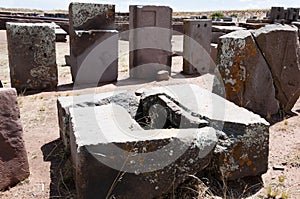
[0,0,299,12]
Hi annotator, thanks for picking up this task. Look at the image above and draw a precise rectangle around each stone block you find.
[129,5,172,79]
[69,3,115,32]
[216,30,279,117]
[183,19,212,74]
[70,30,118,84]
[286,8,299,22]
[270,7,285,22]
[69,104,217,198]
[138,84,270,180]
[57,91,140,149]
[6,23,57,92]
[253,24,300,112]
[69,3,118,84]
[0,88,29,190]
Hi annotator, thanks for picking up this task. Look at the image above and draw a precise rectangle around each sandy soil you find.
[0,27,299,199]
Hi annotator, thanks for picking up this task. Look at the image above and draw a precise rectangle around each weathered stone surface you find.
[129,5,172,79]
[0,88,30,190]
[253,24,300,112]
[70,30,118,84]
[69,3,118,84]
[156,70,169,81]
[183,19,212,74]
[69,3,115,31]
[57,91,140,149]
[134,84,270,180]
[216,30,279,117]
[6,22,57,92]
[69,104,217,199]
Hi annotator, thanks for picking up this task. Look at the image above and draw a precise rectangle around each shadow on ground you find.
[41,139,76,198]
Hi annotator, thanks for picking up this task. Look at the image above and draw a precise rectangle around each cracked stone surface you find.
[253,24,300,112]
[215,30,279,117]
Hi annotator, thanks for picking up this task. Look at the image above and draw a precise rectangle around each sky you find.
[0,0,299,12]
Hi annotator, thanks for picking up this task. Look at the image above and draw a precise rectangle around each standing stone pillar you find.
[0,88,30,190]
[6,23,57,92]
[129,6,172,79]
[183,19,212,74]
[69,3,118,84]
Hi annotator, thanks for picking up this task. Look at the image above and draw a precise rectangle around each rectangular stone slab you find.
[6,22,57,92]
[0,88,29,190]
[183,19,212,75]
[129,5,172,79]
[69,104,218,199]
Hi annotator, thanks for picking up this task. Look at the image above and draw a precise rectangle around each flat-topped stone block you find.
[0,88,29,190]
[6,22,57,92]
[69,104,217,199]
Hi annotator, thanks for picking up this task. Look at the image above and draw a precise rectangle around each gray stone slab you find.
[6,22,57,92]
[69,104,218,199]
[0,88,29,190]
[129,5,172,79]
[70,30,118,84]
[216,30,279,117]
[253,24,300,112]
[183,19,212,74]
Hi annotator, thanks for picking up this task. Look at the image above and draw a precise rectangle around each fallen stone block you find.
[138,84,270,180]
[69,104,218,199]
[6,22,58,92]
[253,24,300,112]
[57,92,140,149]
[0,88,30,190]
[156,70,169,81]
[216,30,279,117]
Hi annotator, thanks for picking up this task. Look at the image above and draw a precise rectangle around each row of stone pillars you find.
[6,3,214,91]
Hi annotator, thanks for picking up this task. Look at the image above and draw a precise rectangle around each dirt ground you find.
[0,26,299,199]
